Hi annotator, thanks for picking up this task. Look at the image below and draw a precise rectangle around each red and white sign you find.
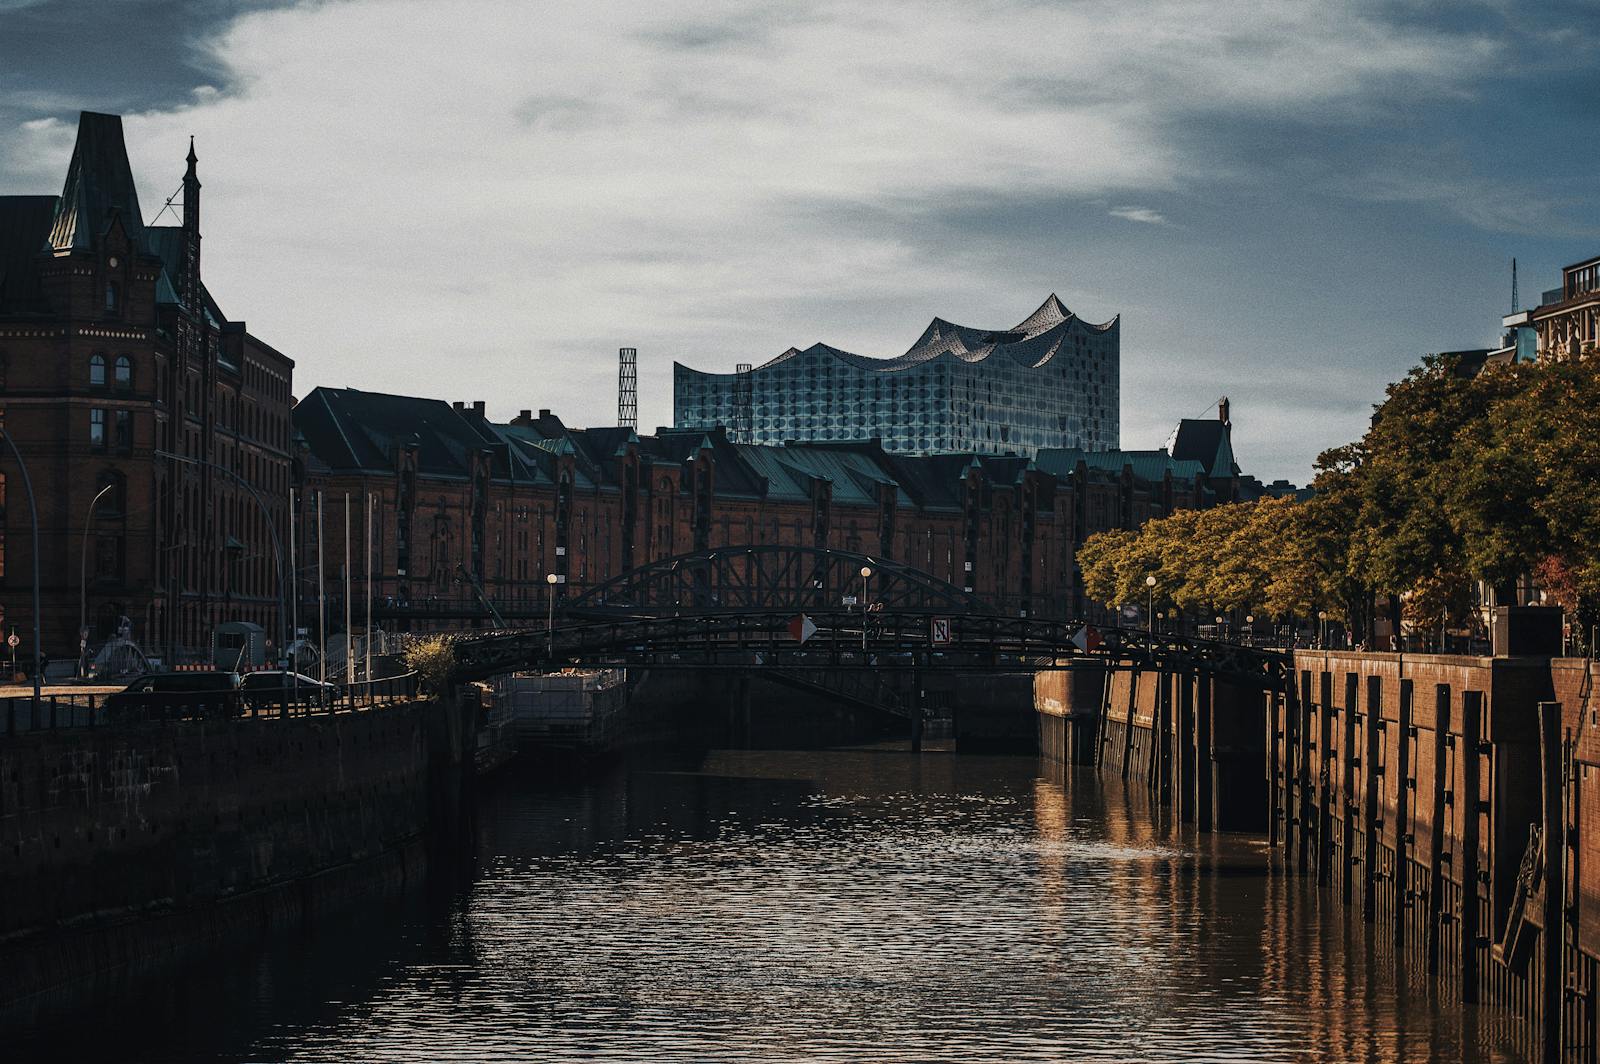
[787,614,819,644]
[930,617,952,645]
[1069,624,1102,654]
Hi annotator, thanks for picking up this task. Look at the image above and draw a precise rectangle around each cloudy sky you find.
[3,0,1597,482]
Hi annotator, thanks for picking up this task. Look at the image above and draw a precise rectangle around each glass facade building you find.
[673,295,1119,455]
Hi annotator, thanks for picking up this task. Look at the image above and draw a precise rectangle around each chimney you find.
[451,401,464,412]
[472,400,485,417]
[518,409,532,422]
[538,408,551,419]
[1218,397,1231,426]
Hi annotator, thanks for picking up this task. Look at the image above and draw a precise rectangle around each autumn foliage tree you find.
[1076,354,1600,646]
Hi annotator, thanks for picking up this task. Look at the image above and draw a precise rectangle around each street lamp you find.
[545,572,559,659]
[860,565,873,653]
[0,427,42,712]
[1245,614,1255,647]
[1215,615,1226,642]
[1145,574,1157,634]
[1318,610,1328,649]
[78,480,115,676]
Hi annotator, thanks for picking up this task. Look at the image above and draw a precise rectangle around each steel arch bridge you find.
[448,610,1290,687]
[568,546,989,615]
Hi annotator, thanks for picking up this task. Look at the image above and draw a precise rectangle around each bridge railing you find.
[1,672,422,736]
[449,610,1291,684]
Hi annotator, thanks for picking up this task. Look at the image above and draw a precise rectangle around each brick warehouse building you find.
[293,388,1257,632]
[0,112,293,662]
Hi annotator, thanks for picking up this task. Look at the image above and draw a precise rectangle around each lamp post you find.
[1215,615,1226,642]
[545,572,559,659]
[155,449,288,664]
[1245,614,1255,647]
[78,480,115,676]
[1145,574,1157,634]
[860,565,873,653]
[1318,610,1328,649]
[0,427,41,712]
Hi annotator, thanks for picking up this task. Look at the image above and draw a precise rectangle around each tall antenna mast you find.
[1511,257,1519,313]
[618,347,637,429]
[733,363,753,444]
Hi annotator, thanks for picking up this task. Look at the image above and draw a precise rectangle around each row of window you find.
[88,354,134,389]
[88,408,134,453]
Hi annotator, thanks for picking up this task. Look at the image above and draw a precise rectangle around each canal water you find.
[20,746,1525,1062]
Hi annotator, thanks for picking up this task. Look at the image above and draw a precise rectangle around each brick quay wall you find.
[1039,650,1600,1061]
[0,698,477,1022]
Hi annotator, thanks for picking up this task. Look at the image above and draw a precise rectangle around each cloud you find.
[1109,206,1167,225]
[1,0,1578,483]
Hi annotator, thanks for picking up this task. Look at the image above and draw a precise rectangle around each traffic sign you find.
[6,633,19,649]
[1069,624,1102,653]
[929,617,951,645]
[787,614,818,644]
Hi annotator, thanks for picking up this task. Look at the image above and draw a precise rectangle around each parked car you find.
[239,670,337,709]
[103,671,242,723]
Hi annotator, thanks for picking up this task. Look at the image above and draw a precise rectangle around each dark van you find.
[103,671,242,723]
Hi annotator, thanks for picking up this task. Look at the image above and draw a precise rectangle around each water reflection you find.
[14,747,1524,1062]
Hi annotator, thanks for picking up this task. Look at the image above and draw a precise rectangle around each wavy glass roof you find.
[744,294,1118,375]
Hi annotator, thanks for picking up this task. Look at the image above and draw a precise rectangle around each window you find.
[89,408,106,450]
[105,282,119,312]
[95,535,121,580]
[114,355,132,390]
[114,410,132,454]
[89,354,106,387]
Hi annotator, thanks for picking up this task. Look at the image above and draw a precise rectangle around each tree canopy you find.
[1076,355,1600,640]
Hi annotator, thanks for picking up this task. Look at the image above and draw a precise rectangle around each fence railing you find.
[2,672,422,736]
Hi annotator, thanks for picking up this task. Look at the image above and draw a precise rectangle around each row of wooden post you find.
[1095,667,1213,832]
[1271,670,1577,1062]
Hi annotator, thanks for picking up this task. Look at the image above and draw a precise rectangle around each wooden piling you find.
[1176,672,1196,823]
[1270,686,1284,849]
[1196,674,1214,833]
[1461,689,1484,1003]
[1539,701,1564,1064]
[1317,670,1335,886]
[1363,675,1381,922]
[1121,668,1139,781]
[1342,672,1359,901]
[1298,669,1315,870]
[1427,683,1451,975]
[1394,678,1413,948]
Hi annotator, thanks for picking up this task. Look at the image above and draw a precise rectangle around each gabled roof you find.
[1036,447,1205,483]
[294,387,543,482]
[48,112,146,253]
[1164,419,1237,479]
[0,195,58,312]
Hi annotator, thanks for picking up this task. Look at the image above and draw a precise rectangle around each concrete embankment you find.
[0,696,477,1022]
[1039,649,1600,1060]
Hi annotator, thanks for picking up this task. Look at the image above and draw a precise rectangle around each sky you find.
[2,0,1598,484]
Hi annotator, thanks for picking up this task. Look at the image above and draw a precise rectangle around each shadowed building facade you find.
[673,295,1119,456]
[292,392,1252,628]
[0,111,293,661]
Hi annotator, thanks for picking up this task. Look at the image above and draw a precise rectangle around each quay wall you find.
[1035,649,1600,1059]
[0,697,476,1019]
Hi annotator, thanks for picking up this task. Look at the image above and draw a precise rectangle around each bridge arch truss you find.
[567,545,989,615]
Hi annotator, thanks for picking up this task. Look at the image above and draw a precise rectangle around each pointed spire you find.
[186,135,198,172]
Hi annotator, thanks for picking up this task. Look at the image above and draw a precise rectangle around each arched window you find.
[105,282,119,312]
[89,354,106,387]
[114,355,132,390]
